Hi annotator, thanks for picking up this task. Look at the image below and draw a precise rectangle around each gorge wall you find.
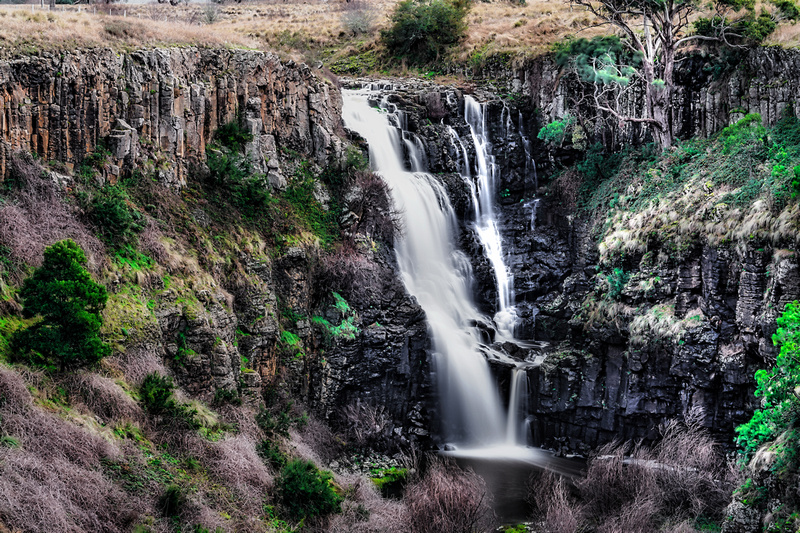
[3,44,800,455]
[371,45,800,453]
[0,49,435,450]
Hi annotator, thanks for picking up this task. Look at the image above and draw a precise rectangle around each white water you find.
[342,88,507,447]
[462,96,518,338]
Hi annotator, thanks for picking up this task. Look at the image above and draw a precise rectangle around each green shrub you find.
[12,240,111,371]
[205,147,274,220]
[140,373,177,415]
[159,484,185,517]
[605,268,630,300]
[278,459,342,521]
[538,115,576,147]
[213,117,253,153]
[257,440,287,469]
[381,0,471,66]
[736,301,800,456]
[89,185,143,247]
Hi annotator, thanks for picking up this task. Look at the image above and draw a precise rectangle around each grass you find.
[1,0,798,75]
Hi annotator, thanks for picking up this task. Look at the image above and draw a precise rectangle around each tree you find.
[12,240,111,371]
[567,0,778,148]
[381,0,471,66]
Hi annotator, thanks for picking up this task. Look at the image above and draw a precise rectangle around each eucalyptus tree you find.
[568,0,777,148]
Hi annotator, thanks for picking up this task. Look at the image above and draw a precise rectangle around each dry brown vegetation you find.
[2,0,798,68]
[528,411,739,533]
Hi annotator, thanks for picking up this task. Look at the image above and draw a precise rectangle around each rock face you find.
[360,71,800,453]
[477,48,800,155]
[0,48,344,187]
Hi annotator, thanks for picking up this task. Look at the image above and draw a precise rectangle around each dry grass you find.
[0,367,143,532]
[3,0,798,68]
[529,410,737,532]
[404,458,496,533]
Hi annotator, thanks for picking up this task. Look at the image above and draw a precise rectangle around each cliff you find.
[0,47,343,188]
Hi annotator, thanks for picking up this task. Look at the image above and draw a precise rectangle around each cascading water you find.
[462,96,519,339]
[342,88,506,447]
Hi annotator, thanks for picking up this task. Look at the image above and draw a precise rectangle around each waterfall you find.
[462,96,518,339]
[342,88,506,447]
[505,368,529,445]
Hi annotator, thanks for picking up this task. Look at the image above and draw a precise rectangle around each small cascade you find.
[505,368,529,445]
[518,111,539,193]
[462,96,518,338]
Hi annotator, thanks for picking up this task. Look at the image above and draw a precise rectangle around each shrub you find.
[404,459,495,533]
[205,147,274,221]
[381,0,471,66]
[278,459,342,521]
[139,372,176,415]
[88,185,143,247]
[537,115,576,148]
[12,240,111,371]
[341,0,376,36]
[736,300,800,456]
[529,410,733,532]
[159,484,185,517]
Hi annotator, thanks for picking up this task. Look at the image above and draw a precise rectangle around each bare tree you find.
[569,0,766,148]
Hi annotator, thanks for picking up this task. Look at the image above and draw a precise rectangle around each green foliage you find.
[552,36,640,84]
[257,440,287,469]
[537,115,576,147]
[256,401,306,439]
[205,146,274,220]
[774,0,800,20]
[278,459,342,521]
[159,484,185,517]
[140,372,177,415]
[370,467,408,498]
[213,116,254,153]
[381,0,471,66]
[12,240,111,371]
[736,301,800,456]
[89,185,143,248]
[605,268,630,300]
[212,387,242,407]
[284,162,339,246]
[312,292,359,342]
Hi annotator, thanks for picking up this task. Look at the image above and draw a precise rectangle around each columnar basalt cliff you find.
[0,48,343,188]
[476,47,800,153]
[0,49,437,449]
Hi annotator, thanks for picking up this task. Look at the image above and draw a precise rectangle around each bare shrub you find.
[340,0,376,36]
[203,435,273,514]
[139,220,169,265]
[345,171,402,245]
[319,238,378,297]
[64,372,143,424]
[201,2,220,24]
[576,409,732,530]
[108,344,169,386]
[0,452,140,533]
[328,474,407,533]
[0,153,105,275]
[342,401,393,450]
[404,458,496,533]
[0,368,140,532]
[292,415,345,465]
[550,168,581,211]
[528,472,583,533]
